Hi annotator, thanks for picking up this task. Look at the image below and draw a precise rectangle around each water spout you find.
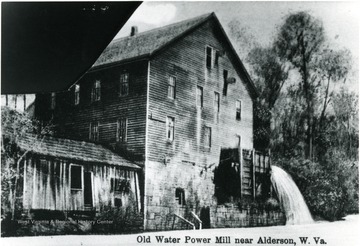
[270,166,313,225]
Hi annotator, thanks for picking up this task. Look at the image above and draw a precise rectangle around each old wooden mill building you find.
[19,13,284,230]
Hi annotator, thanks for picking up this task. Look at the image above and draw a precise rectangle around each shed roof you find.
[18,134,140,169]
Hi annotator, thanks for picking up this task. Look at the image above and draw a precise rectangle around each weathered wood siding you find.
[147,19,253,166]
[35,60,148,162]
[22,154,140,211]
[145,19,255,230]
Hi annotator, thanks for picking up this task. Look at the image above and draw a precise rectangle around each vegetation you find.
[229,11,358,220]
[1,106,54,235]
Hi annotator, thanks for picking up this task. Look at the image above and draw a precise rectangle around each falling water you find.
[270,166,313,225]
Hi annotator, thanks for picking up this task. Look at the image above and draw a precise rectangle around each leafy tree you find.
[315,48,352,129]
[1,106,53,220]
[275,11,325,159]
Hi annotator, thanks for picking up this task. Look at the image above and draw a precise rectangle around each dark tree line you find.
[229,11,358,220]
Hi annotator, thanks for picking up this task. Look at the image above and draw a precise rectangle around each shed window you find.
[204,127,211,148]
[74,84,80,105]
[196,86,203,108]
[168,76,176,99]
[175,188,186,205]
[116,118,127,142]
[70,165,82,189]
[119,73,129,96]
[166,116,175,142]
[89,122,99,141]
[91,80,101,102]
[236,100,241,121]
[111,178,130,193]
[214,92,220,112]
[51,92,56,109]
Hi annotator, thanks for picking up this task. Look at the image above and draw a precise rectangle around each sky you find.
[116,1,359,54]
[115,1,359,91]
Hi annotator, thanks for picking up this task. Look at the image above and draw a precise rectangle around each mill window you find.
[91,80,101,102]
[168,76,176,99]
[74,84,80,105]
[175,188,186,205]
[89,122,99,141]
[236,100,242,121]
[223,70,228,96]
[206,46,219,69]
[196,86,203,108]
[116,118,127,142]
[119,72,129,96]
[214,92,220,112]
[50,92,56,110]
[166,116,175,142]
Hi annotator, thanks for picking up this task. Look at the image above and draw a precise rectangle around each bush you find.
[93,205,143,234]
[274,152,358,221]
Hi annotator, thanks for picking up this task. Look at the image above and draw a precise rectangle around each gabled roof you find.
[93,13,212,67]
[93,12,258,97]
[18,134,140,169]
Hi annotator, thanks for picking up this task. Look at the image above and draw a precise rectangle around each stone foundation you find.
[144,160,285,231]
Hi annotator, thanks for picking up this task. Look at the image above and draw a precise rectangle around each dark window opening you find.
[70,165,82,189]
[236,100,241,121]
[214,148,241,204]
[119,73,129,96]
[74,84,80,105]
[117,118,127,142]
[214,50,219,67]
[223,70,228,95]
[206,46,212,68]
[214,92,220,112]
[166,116,175,141]
[50,92,56,110]
[114,198,122,207]
[84,172,93,206]
[89,122,99,141]
[175,188,186,205]
[168,76,176,99]
[196,86,203,108]
[111,178,131,193]
[91,80,101,102]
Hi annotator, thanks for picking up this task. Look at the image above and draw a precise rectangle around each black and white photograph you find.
[1,1,359,245]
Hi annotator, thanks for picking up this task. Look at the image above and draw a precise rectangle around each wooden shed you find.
[17,134,141,212]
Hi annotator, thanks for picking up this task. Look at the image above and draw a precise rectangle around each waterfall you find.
[270,166,313,225]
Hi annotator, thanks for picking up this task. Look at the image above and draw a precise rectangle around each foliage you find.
[275,152,358,221]
[93,205,143,234]
[1,106,53,220]
[229,10,358,221]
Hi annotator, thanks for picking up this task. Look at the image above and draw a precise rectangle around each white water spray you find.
[270,166,313,225]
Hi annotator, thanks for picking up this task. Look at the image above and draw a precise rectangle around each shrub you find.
[274,152,358,221]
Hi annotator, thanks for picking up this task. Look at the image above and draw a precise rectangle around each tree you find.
[275,11,325,159]
[315,48,352,128]
[247,46,289,149]
[1,106,53,220]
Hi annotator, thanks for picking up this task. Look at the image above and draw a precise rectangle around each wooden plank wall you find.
[34,61,148,162]
[22,155,140,211]
[147,19,254,167]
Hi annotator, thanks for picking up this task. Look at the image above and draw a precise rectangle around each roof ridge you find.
[110,12,213,44]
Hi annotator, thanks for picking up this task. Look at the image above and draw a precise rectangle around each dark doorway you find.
[200,207,211,228]
[84,172,93,207]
